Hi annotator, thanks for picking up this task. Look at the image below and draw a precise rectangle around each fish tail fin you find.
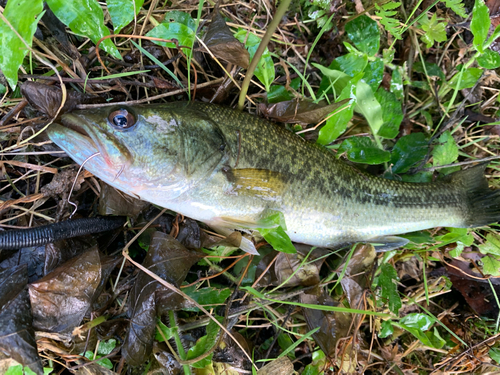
[448,163,500,227]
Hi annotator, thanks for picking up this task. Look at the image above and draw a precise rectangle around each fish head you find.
[47,104,229,201]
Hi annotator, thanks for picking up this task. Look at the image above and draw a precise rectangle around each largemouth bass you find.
[47,102,500,254]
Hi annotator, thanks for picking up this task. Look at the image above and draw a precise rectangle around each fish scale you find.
[47,101,500,253]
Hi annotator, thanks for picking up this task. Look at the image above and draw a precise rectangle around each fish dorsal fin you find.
[223,168,286,201]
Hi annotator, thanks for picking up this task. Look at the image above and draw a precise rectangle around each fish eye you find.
[108,109,136,129]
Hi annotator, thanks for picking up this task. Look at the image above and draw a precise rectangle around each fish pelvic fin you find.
[369,236,410,252]
[446,163,500,228]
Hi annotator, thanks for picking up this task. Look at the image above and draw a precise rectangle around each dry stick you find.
[237,0,293,111]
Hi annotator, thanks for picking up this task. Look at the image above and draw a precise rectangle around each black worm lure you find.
[0,216,127,250]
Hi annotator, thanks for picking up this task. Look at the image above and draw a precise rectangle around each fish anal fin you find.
[224,168,286,201]
[368,236,410,252]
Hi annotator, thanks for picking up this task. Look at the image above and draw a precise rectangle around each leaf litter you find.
[1,0,500,374]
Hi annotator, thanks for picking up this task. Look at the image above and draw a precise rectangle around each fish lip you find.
[60,113,94,141]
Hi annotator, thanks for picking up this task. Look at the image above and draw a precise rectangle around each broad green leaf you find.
[413,61,445,80]
[397,313,445,348]
[187,317,222,368]
[0,0,44,88]
[390,66,404,100]
[345,15,380,56]
[338,136,391,165]
[315,64,351,97]
[318,75,361,145]
[107,0,144,33]
[234,29,275,91]
[155,320,174,342]
[390,133,429,174]
[146,11,196,52]
[432,130,458,166]
[482,256,500,276]
[97,339,116,355]
[490,347,500,364]
[471,0,490,53]
[355,80,384,135]
[486,25,500,47]
[182,286,231,311]
[379,263,402,315]
[419,13,447,48]
[330,52,368,77]
[363,58,384,92]
[46,0,121,60]
[379,320,394,338]
[257,211,296,254]
[267,77,300,103]
[375,87,403,139]
[435,227,474,246]
[478,233,500,256]
[477,49,500,69]
[5,365,38,375]
[448,67,483,90]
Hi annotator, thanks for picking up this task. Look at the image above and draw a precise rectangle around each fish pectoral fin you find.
[224,168,286,201]
[206,222,260,255]
[368,236,410,252]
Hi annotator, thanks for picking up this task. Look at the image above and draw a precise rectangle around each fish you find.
[46,101,500,254]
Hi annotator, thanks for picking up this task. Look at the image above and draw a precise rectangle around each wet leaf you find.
[432,130,458,167]
[338,136,391,165]
[396,313,445,348]
[472,0,491,53]
[182,286,231,312]
[107,0,144,33]
[390,66,404,100]
[0,0,44,89]
[259,98,350,125]
[146,11,196,52]
[267,77,301,103]
[345,15,380,56]
[29,247,101,333]
[257,211,296,254]
[419,14,448,48]
[315,64,351,97]
[477,48,500,68]
[21,82,105,118]
[204,11,249,68]
[123,232,203,366]
[0,265,42,375]
[234,29,275,91]
[379,320,394,338]
[300,288,351,357]
[330,52,368,77]
[378,263,402,315]
[355,80,384,136]
[390,132,429,174]
[375,88,403,139]
[362,59,384,92]
[413,60,445,80]
[46,0,121,60]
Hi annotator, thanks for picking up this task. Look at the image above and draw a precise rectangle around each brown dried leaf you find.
[258,98,350,124]
[204,11,249,68]
[0,264,43,375]
[29,247,101,333]
[21,82,105,118]
[122,232,204,366]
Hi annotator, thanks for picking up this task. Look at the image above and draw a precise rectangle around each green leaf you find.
[443,0,467,18]
[413,61,445,80]
[146,11,196,53]
[0,0,44,88]
[375,87,403,139]
[435,227,474,246]
[278,333,296,359]
[257,211,296,254]
[338,136,391,164]
[471,0,490,53]
[46,0,121,60]
[489,347,500,363]
[477,49,500,69]
[390,133,429,174]
[345,15,380,56]
[397,313,445,348]
[379,263,402,315]
[155,320,174,342]
[432,130,458,167]
[478,233,500,256]
[355,80,384,135]
[187,317,222,368]
[97,339,116,355]
[330,52,368,77]
[375,2,402,40]
[379,319,394,338]
[107,0,144,33]
[315,64,351,97]
[182,286,232,311]
[363,58,384,92]
[267,77,300,103]
[390,66,404,100]
[419,13,448,48]
[234,29,275,91]
[448,67,483,90]
[482,256,500,276]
